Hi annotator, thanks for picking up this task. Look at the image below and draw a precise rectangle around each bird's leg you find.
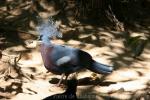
[56,73,65,86]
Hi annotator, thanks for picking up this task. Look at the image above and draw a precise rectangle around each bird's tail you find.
[87,61,113,74]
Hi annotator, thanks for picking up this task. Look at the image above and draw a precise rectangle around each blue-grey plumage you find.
[37,18,113,85]
[40,42,113,75]
[88,61,113,74]
[40,43,83,75]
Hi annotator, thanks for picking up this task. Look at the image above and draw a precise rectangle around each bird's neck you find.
[42,36,52,46]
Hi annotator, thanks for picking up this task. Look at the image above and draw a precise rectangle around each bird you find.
[37,18,113,86]
[43,75,78,100]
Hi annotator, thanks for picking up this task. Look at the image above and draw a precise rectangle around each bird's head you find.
[36,17,62,42]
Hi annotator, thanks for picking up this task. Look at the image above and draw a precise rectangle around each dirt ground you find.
[0,22,150,100]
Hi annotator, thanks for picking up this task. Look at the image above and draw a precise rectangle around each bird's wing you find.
[56,56,71,66]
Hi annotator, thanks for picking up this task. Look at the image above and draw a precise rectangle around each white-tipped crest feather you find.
[36,17,62,38]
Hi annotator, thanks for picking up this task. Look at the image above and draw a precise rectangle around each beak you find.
[36,35,42,45]
[37,35,42,41]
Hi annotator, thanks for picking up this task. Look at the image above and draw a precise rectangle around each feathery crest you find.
[36,16,62,38]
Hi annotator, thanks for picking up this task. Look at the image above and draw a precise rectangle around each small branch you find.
[14,53,22,65]
[13,53,32,81]
[105,5,125,32]
[1,52,32,81]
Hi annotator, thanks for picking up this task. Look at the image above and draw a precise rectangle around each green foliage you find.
[125,34,148,57]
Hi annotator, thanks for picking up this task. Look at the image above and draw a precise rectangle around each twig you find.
[0,53,32,81]
[105,5,124,31]
[13,53,32,81]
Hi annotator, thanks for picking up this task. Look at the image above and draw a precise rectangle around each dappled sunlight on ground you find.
[0,0,149,99]
[0,26,150,99]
